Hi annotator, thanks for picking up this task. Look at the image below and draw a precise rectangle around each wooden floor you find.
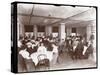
[18,50,96,72]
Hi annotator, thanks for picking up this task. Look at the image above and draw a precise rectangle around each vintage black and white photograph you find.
[17,3,97,72]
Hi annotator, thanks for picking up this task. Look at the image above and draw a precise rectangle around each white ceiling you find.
[17,3,96,27]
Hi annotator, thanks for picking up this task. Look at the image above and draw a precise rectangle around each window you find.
[37,26,45,32]
[72,27,76,33]
[53,26,58,32]
[25,25,33,32]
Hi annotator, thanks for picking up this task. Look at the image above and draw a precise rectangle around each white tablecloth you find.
[19,50,57,66]
[30,51,53,66]
[19,49,31,59]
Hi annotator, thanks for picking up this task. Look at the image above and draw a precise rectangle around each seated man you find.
[83,41,94,59]
[75,37,84,59]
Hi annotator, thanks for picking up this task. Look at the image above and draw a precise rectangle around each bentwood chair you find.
[36,54,50,70]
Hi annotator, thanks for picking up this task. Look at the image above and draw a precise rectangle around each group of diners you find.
[65,36,94,60]
[18,34,59,68]
[18,33,94,71]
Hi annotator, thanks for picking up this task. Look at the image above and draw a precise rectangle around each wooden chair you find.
[36,54,50,70]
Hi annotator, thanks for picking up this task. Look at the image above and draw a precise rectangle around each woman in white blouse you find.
[37,42,47,55]
[51,43,59,64]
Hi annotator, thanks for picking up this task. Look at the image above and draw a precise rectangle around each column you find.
[45,25,52,36]
[91,21,96,62]
[33,25,38,39]
[18,20,25,39]
[59,23,66,41]
[86,25,92,41]
[17,19,20,40]
[66,27,71,36]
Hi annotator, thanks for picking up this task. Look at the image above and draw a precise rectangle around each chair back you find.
[37,54,50,70]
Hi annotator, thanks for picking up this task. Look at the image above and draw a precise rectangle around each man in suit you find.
[75,37,84,59]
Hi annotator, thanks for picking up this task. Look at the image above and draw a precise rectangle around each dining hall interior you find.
[16,3,97,72]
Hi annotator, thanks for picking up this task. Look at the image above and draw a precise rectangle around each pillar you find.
[33,25,37,39]
[91,22,96,48]
[86,21,96,63]
[45,25,52,36]
[66,27,71,36]
[59,23,66,41]
[86,25,92,41]
[18,18,25,39]
[91,21,96,63]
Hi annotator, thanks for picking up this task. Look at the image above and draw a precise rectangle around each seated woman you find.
[26,41,34,56]
[58,39,65,55]
[18,47,28,72]
[37,42,47,55]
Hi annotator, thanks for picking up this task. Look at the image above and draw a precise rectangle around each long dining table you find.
[30,51,53,66]
[19,50,55,66]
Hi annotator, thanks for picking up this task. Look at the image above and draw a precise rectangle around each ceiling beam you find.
[18,13,64,20]
[24,19,94,26]
[50,9,91,25]
[66,19,95,27]
[28,5,34,25]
